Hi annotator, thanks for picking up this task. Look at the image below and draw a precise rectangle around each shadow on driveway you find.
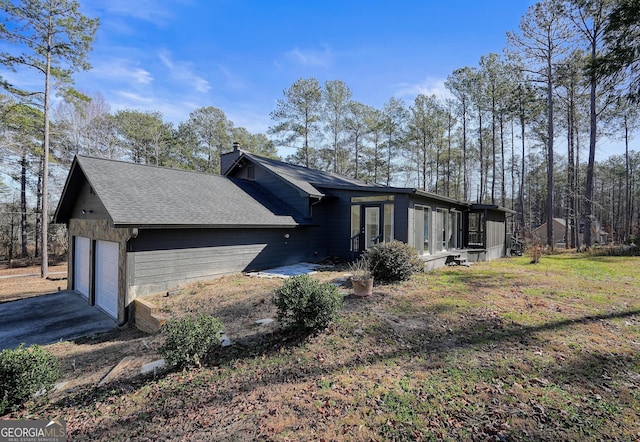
[0,291,116,350]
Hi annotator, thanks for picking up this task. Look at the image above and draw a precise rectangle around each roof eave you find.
[53,157,81,224]
[470,203,517,214]
[113,222,301,229]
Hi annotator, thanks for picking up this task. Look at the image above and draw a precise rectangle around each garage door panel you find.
[95,241,118,319]
[74,236,90,299]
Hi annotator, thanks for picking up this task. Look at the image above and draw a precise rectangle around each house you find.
[54,145,514,323]
[531,217,608,247]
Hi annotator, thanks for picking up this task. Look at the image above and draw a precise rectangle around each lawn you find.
[4,253,640,441]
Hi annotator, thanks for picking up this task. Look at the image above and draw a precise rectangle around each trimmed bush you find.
[159,314,224,368]
[273,275,343,332]
[364,240,424,284]
[0,344,61,414]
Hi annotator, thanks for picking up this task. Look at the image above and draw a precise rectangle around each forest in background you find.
[1,0,639,265]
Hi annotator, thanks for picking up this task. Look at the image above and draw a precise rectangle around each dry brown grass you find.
[3,256,640,441]
[0,264,68,303]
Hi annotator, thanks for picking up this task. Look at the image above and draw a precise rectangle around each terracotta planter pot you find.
[352,277,373,297]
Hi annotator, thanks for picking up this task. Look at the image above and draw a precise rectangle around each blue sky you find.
[1,0,630,161]
[71,0,537,133]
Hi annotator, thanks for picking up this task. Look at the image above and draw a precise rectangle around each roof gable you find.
[232,152,386,198]
[55,156,300,228]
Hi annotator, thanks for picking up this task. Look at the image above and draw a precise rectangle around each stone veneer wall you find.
[67,219,134,323]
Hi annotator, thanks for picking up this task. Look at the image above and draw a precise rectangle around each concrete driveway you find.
[0,291,116,350]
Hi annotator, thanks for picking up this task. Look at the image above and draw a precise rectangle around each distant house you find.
[531,217,608,247]
[54,145,514,323]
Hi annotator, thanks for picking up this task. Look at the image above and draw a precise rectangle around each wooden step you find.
[134,298,168,333]
[453,257,471,267]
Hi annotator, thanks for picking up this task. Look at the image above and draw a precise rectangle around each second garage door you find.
[95,240,119,319]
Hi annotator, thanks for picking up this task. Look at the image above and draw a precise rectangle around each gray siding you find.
[70,181,110,221]
[393,194,410,243]
[127,227,322,297]
[245,166,310,216]
[485,210,507,261]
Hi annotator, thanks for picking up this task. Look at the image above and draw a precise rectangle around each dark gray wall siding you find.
[243,166,310,216]
[314,189,416,259]
[127,226,325,297]
[485,210,507,260]
[70,181,110,221]
[319,196,349,258]
[393,194,410,243]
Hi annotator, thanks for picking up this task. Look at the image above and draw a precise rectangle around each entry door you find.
[74,236,90,299]
[363,206,381,249]
[95,240,119,319]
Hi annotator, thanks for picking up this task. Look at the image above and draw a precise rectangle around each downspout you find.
[483,208,488,251]
[309,196,323,218]
[120,227,139,327]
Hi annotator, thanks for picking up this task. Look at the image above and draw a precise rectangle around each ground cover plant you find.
[0,344,60,414]
[273,274,343,332]
[3,253,640,441]
[159,314,224,368]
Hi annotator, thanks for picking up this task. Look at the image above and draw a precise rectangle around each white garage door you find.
[95,240,119,319]
[74,236,90,299]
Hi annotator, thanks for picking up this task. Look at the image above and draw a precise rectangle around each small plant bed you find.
[5,254,640,441]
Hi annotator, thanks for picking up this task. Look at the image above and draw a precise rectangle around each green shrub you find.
[273,275,343,332]
[159,314,224,368]
[364,240,424,284]
[0,344,60,414]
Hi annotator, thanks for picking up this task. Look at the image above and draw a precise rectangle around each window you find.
[364,206,380,248]
[423,209,431,254]
[246,165,255,180]
[434,209,448,253]
[414,205,430,255]
[468,212,484,246]
[351,195,394,203]
[449,211,461,250]
[383,203,394,243]
[350,205,360,252]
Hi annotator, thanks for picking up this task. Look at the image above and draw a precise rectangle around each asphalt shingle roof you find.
[242,152,385,197]
[61,156,299,228]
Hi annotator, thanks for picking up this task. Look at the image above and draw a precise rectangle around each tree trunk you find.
[447,112,452,198]
[478,110,484,203]
[41,23,52,278]
[462,100,468,201]
[491,95,496,205]
[519,105,526,233]
[20,153,28,258]
[500,114,506,208]
[625,114,630,243]
[546,65,555,250]
[35,158,41,259]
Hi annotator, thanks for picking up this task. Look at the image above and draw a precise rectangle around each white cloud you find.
[158,51,211,94]
[114,91,155,104]
[0,68,42,91]
[394,77,452,101]
[92,59,153,84]
[82,0,178,27]
[217,65,245,91]
[284,45,333,68]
